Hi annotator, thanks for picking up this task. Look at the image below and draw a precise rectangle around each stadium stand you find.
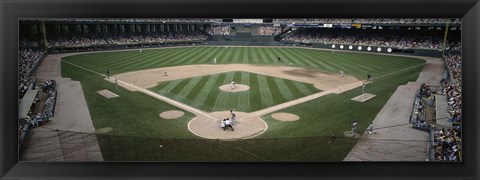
[273,18,461,24]
[47,32,208,47]
[279,28,460,50]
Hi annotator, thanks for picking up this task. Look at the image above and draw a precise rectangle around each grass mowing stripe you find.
[113,48,190,71]
[93,50,154,68]
[77,51,136,67]
[282,79,309,98]
[330,53,379,73]
[142,47,198,68]
[264,48,280,64]
[269,48,292,65]
[273,78,296,100]
[192,74,220,109]
[251,47,261,64]
[205,73,227,111]
[128,48,193,69]
[248,73,262,110]
[275,48,307,67]
[306,50,343,71]
[188,47,213,63]
[255,47,270,64]
[243,47,251,64]
[237,72,251,111]
[265,76,287,104]
[201,47,224,64]
[185,76,210,101]
[155,80,183,93]
[223,47,236,63]
[232,47,243,64]
[176,76,203,100]
[212,47,228,63]
[168,79,191,96]
[218,72,236,110]
[302,49,338,71]
[184,47,215,65]
[256,75,275,106]
[291,80,316,95]
[164,47,206,66]
[112,50,170,70]
[286,48,323,69]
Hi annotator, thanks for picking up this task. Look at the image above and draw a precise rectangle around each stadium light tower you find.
[441,19,450,57]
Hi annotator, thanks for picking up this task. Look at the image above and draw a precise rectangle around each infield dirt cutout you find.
[159,110,185,119]
[271,112,300,121]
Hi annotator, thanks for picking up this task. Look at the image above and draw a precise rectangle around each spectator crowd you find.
[274,18,461,24]
[206,25,231,36]
[258,26,281,35]
[19,48,44,98]
[432,54,462,161]
[22,18,222,23]
[280,28,461,51]
[47,31,208,47]
[433,128,461,161]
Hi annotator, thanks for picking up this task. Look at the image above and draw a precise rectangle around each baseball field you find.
[60,46,425,161]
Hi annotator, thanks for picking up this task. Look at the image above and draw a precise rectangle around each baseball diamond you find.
[19,18,461,162]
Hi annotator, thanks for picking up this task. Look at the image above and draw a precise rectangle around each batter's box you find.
[97,89,119,98]
[351,93,376,102]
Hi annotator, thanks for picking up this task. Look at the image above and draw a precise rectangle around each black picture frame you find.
[1,0,479,179]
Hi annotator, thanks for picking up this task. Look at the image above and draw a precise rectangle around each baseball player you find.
[351,121,358,137]
[366,122,375,134]
[230,109,236,124]
[224,118,234,131]
[361,82,366,94]
[231,81,236,90]
[107,69,110,79]
[115,78,118,90]
[163,71,168,76]
[367,74,372,81]
[339,69,344,77]
[213,58,217,64]
[221,119,226,129]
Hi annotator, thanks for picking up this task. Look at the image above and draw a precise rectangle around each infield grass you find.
[148,71,320,112]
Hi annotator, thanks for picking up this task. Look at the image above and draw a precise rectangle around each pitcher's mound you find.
[271,112,300,121]
[219,84,250,92]
[159,110,184,119]
[351,93,376,102]
[188,111,267,140]
[95,127,113,134]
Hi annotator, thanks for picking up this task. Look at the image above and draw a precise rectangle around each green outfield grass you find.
[148,71,320,112]
[61,46,425,161]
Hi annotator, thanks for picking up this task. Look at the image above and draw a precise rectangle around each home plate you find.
[97,89,119,98]
[351,93,376,102]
